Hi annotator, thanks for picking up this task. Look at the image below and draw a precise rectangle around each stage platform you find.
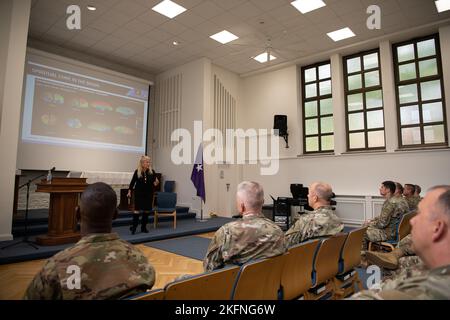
[1,208,232,265]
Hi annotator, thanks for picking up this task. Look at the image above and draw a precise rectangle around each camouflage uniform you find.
[23,233,155,300]
[350,264,450,299]
[405,195,421,211]
[383,255,426,282]
[397,234,414,256]
[362,196,410,249]
[203,213,286,272]
[285,205,344,247]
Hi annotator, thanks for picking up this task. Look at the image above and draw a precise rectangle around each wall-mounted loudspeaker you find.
[273,115,287,136]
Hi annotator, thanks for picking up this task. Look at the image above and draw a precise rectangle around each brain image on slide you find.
[114,126,134,135]
[116,106,136,116]
[88,122,111,132]
[71,98,89,109]
[41,114,57,126]
[91,101,113,112]
[67,118,82,129]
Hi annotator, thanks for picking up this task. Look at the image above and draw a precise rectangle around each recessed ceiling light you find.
[291,0,326,14]
[435,0,450,12]
[172,41,179,46]
[209,30,239,44]
[87,5,96,11]
[253,52,277,63]
[327,27,355,42]
[152,0,187,19]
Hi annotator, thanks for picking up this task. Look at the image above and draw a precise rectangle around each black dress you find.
[128,169,156,211]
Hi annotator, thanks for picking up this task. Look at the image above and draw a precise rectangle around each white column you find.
[379,40,398,152]
[0,0,31,241]
[439,25,450,147]
[330,53,346,155]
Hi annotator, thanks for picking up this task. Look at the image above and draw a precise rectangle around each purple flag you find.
[191,144,205,202]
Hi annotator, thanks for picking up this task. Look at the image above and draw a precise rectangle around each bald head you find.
[410,185,450,269]
[308,182,333,209]
[236,181,264,214]
[79,182,118,234]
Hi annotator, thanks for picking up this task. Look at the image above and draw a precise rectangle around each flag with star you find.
[191,143,205,202]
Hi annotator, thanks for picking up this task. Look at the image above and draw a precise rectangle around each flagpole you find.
[198,196,207,222]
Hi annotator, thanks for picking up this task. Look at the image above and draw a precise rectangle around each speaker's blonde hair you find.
[137,155,152,177]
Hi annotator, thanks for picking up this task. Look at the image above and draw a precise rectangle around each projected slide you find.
[22,59,148,153]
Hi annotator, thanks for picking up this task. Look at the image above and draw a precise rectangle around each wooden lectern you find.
[35,177,88,246]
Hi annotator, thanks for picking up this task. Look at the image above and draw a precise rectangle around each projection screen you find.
[17,49,152,172]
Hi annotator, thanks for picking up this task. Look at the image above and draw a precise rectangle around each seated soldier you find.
[362,181,410,250]
[285,182,344,247]
[351,185,450,299]
[403,183,420,211]
[203,181,286,272]
[24,182,155,300]
[366,234,416,270]
[394,182,404,197]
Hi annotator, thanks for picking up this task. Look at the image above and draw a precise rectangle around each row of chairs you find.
[368,211,416,252]
[129,226,367,300]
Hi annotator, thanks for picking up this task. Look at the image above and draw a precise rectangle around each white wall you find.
[0,0,31,240]
[208,65,242,217]
[153,58,211,216]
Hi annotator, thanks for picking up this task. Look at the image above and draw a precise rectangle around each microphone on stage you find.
[50,166,56,172]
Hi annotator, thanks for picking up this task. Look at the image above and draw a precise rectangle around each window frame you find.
[301,60,334,154]
[392,33,448,149]
[343,48,386,152]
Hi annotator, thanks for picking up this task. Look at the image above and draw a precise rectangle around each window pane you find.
[320,98,333,115]
[399,63,416,81]
[368,130,385,148]
[348,74,362,90]
[366,90,383,109]
[417,39,436,58]
[347,57,361,73]
[306,136,319,152]
[305,83,317,98]
[305,68,316,82]
[399,84,418,104]
[319,80,331,96]
[367,110,384,129]
[364,71,380,87]
[348,93,363,111]
[363,53,378,70]
[401,127,422,145]
[320,116,334,134]
[349,112,364,131]
[397,44,415,62]
[318,64,331,79]
[305,119,318,135]
[321,135,334,151]
[419,59,438,78]
[305,101,318,117]
[422,102,444,123]
[349,132,365,149]
[421,80,441,101]
[424,125,445,144]
[400,105,420,125]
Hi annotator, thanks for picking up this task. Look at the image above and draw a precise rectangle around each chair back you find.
[164,180,175,193]
[231,253,287,300]
[339,227,367,274]
[311,233,347,287]
[156,192,177,209]
[281,240,320,300]
[165,266,239,300]
[129,288,164,300]
[398,211,415,241]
